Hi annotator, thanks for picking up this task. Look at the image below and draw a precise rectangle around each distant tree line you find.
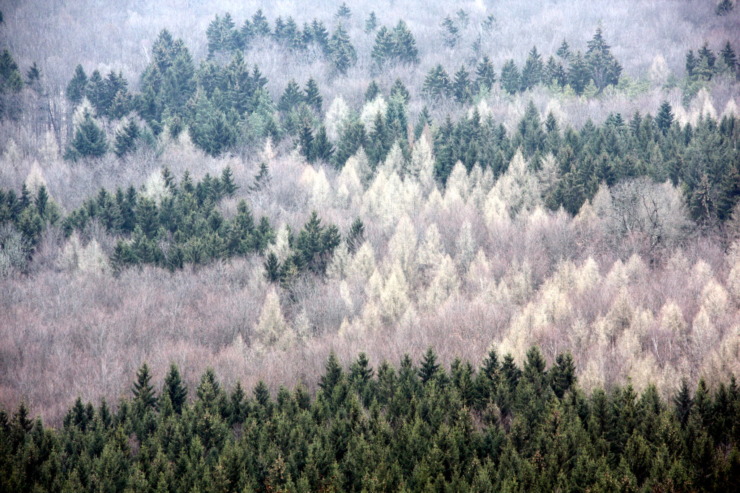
[1,348,738,491]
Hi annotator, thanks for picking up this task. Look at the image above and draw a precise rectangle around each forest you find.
[0,0,739,490]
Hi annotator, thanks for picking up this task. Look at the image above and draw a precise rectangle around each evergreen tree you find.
[278,80,304,114]
[335,3,352,21]
[475,56,496,93]
[346,218,365,253]
[549,353,576,398]
[298,120,315,162]
[423,64,452,99]
[673,379,693,427]
[113,119,140,158]
[251,10,271,37]
[220,166,238,197]
[720,41,737,73]
[656,101,674,134]
[520,47,544,91]
[556,40,571,60]
[329,24,357,75]
[365,12,378,34]
[568,52,591,95]
[716,0,734,15]
[313,125,334,162]
[66,109,107,160]
[391,21,419,65]
[304,78,322,113]
[419,348,440,384]
[500,59,520,95]
[163,364,187,414]
[132,363,157,411]
[66,65,88,105]
[452,66,472,104]
[441,16,460,48]
[264,252,281,283]
[390,78,410,104]
[0,49,23,94]
[371,26,394,69]
[365,80,381,102]
[585,28,622,91]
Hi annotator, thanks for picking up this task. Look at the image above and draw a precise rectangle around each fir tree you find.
[390,78,410,104]
[475,56,496,93]
[720,41,737,73]
[365,80,381,102]
[452,66,472,104]
[423,64,452,99]
[220,166,238,197]
[520,47,543,91]
[164,364,187,414]
[329,24,357,75]
[264,252,281,283]
[656,101,674,134]
[66,65,88,105]
[278,80,304,114]
[113,119,140,158]
[304,78,322,113]
[500,59,520,95]
[335,3,352,21]
[313,126,334,162]
[66,109,107,160]
[419,347,440,384]
[132,363,157,411]
[557,40,571,60]
[585,28,622,91]
[441,16,460,48]
[365,12,378,33]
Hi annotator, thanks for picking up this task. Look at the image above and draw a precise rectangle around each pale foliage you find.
[422,254,460,309]
[379,262,411,324]
[455,220,477,272]
[649,54,670,85]
[327,242,350,280]
[268,224,291,262]
[387,215,417,280]
[408,133,436,192]
[142,170,171,204]
[347,242,376,282]
[488,150,541,217]
[255,288,293,349]
[360,95,387,130]
[59,233,109,274]
[25,161,48,195]
[325,96,350,142]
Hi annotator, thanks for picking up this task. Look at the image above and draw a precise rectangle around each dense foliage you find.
[1,349,739,492]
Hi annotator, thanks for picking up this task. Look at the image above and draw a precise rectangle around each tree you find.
[441,16,460,48]
[365,12,378,33]
[673,379,692,427]
[419,348,440,384]
[520,47,543,91]
[66,109,107,160]
[720,41,737,73]
[391,21,419,65]
[390,79,410,104]
[66,65,88,105]
[132,363,157,411]
[475,56,496,93]
[335,2,351,21]
[164,364,187,414]
[0,49,23,94]
[716,0,734,15]
[656,101,674,134]
[423,65,452,99]
[278,79,304,114]
[113,119,140,158]
[549,353,576,398]
[452,66,472,104]
[568,52,591,95]
[304,78,322,113]
[585,28,622,91]
[329,24,357,75]
[500,59,520,95]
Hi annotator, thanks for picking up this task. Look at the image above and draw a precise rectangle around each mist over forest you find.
[1,1,740,491]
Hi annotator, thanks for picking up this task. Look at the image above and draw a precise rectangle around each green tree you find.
[452,66,472,104]
[656,101,674,134]
[304,78,322,113]
[113,119,140,158]
[520,47,543,91]
[164,364,188,414]
[66,65,88,105]
[329,24,357,75]
[500,59,520,95]
[132,363,157,411]
[423,64,452,99]
[475,56,496,93]
[585,28,622,91]
[66,109,107,160]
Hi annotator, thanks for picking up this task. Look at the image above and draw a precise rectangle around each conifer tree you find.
[164,364,187,414]
[390,79,410,104]
[656,101,674,134]
[419,348,440,384]
[452,66,472,104]
[441,16,460,48]
[365,80,381,102]
[500,59,520,95]
[335,3,352,21]
[132,363,157,411]
[329,24,357,75]
[304,78,322,113]
[568,52,590,95]
[391,21,419,65]
[220,166,238,197]
[585,28,622,91]
[475,56,496,93]
[423,64,452,99]
[371,26,394,69]
[313,125,334,162]
[66,109,107,160]
[365,12,378,34]
[520,47,543,91]
[720,41,737,73]
[66,65,88,105]
[113,119,140,158]
[278,80,304,114]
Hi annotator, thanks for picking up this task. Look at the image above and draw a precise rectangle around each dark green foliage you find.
[333,118,367,168]
[0,49,22,94]
[65,109,107,160]
[132,363,157,411]
[716,0,734,15]
[585,28,622,91]
[335,2,351,21]
[346,218,365,253]
[568,51,591,95]
[365,80,381,102]
[500,59,520,95]
[66,64,88,105]
[371,21,419,69]
[520,47,543,91]
[452,66,472,104]
[390,78,410,104]
[4,351,738,492]
[328,24,356,75]
[475,56,496,93]
[304,77,322,113]
[656,101,674,134]
[423,64,452,100]
[113,119,140,157]
[441,16,460,48]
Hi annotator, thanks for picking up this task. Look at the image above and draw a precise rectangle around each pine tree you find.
[500,59,520,95]
[132,363,157,411]
[549,353,576,398]
[585,29,622,91]
[441,16,460,48]
[720,41,737,73]
[452,66,472,104]
[656,101,674,134]
[319,352,343,395]
[365,12,378,34]
[278,80,304,114]
[304,78,322,113]
[419,347,440,384]
[329,24,357,75]
[423,64,452,99]
[520,47,543,91]
[164,364,187,414]
[475,56,496,93]
[66,65,88,105]
[298,120,315,162]
[113,119,140,158]
[365,80,381,102]
[66,109,107,160]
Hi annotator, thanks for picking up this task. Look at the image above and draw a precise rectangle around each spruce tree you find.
[313,126,334,162]
[220,166,238,197]
[423,64,452,99]
[419,348,440,384]
[452,66,472,104]
[371,26,394,69]
[278,80,303,114]
[132,363,157,411]
[304,78,322,113]
[113,119,140,158]
[520,47,543,91]
[390,78,410,104]
[365,12,378,33]
[500,59,520,95]
[720,41,737,73]
[391,21,419,65]
[164,364,187,414]
[441,16,460,48]
[264,252,281,283]
[66,65,87,106]
[475,56,496,93]
[67,109,107,160]
[585,28,622,91]
[329,24,357,75]
[656,101,674,134]
[568,52,590,95]
[365,80,381,102]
